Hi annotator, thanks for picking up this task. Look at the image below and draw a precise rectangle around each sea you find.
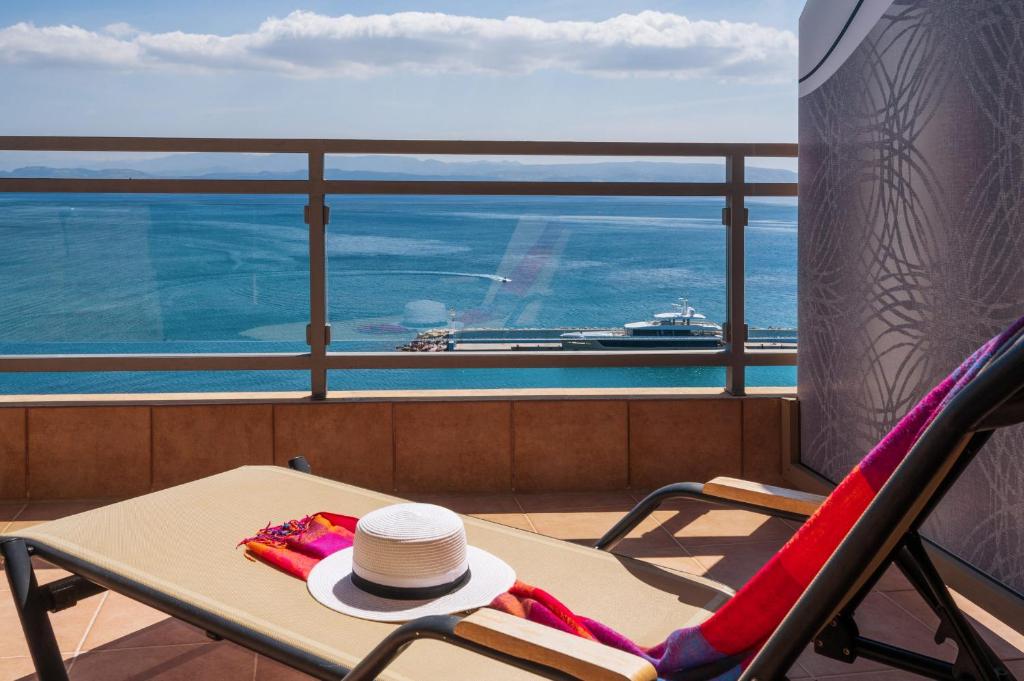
[0,194,797,393]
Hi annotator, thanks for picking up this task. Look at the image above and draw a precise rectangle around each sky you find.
[0,1,804,146]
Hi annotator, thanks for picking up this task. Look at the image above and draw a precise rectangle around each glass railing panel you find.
[323,154,728,183]
[325,194,729,388]
[0,370,309,395]
[328,367,726,390]
[744,196,797,349]
[0,194,310,356]
[745,366,797,387]
[0,151,308,179]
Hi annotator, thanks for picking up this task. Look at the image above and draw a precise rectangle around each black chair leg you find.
[1,539,69,681]
[897,536,1012,681]
[288,456,312,474]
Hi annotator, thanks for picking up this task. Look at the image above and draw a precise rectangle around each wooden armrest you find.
[703,476,826,517]
[454,609,657,681]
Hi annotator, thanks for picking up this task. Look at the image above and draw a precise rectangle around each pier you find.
[398,326,798,352]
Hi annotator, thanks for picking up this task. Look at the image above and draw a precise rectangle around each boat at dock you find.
[396,298,796,352]
[559,299,723,350]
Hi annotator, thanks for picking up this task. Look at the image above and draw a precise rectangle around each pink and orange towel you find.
[240,512,358,580]
[241,315,1024,681]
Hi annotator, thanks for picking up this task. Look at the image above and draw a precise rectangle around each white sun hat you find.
[307,503,516,622]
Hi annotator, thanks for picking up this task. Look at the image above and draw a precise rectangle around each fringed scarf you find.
[240,512,358,579]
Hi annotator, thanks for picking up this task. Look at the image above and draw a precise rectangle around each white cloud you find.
[0,22,140,67]
[0,11,796,81]
[103,22,138,39]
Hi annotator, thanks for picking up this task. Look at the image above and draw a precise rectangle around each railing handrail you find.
[0,136,797,157]
[0,137,798,398]
[0,178,796,197]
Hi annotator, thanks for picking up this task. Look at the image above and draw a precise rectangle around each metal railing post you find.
[307,150,329,399]
[725,154,747,396]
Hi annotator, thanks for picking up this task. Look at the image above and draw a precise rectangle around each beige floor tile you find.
[526,509,683,561]
[811,670,922,679]
[0,502,27,533]
[515,491,637,513]
[0,502,27,585]
[886,588,1024,661]
[30,559,76,586]
[81,592,210,651]
[404,493,536,531]
[68,641,255,680]
[0,655,53,681]
[0,588,104,657]
[686,538,788,591]
[781,517,808,532]
[641,553,712,578]
[471,513,536,532]
[951,590,1024,660]
[254,655,316,680]
[406,493,522,515]
[0,557,76,589]
[653,498,795,549]
[785,659,814,678]
[796,590,959,678]
[873,565,914,592]
[2,502,108,590]
[4,501,109,534]
[628,489,657,503]
[859,591,957,660]
[796,643,890,677]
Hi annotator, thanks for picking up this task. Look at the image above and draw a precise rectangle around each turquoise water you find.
[0,194,796,393]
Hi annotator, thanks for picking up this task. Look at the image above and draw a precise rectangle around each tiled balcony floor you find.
[2,493,1022,680]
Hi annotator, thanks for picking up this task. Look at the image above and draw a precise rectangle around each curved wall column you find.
[799,0,1024,592]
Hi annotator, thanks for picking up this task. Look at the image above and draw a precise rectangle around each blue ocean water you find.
[0,194,797,393]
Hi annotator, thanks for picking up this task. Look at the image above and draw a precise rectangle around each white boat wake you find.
[339,270,510,283]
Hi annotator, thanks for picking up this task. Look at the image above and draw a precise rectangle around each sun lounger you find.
[2,464,730,681]
[4,325,1023,680]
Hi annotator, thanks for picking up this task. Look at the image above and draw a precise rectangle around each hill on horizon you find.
[0,153,797,184]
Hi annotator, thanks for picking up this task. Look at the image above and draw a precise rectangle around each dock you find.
[398,326,798,353]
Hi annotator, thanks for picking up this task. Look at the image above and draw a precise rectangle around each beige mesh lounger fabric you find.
[7,466,732,681]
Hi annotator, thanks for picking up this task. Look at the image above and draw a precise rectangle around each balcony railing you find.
[0,137,798,398]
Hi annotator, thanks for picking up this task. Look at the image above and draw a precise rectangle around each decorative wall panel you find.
[799,0,1024,592]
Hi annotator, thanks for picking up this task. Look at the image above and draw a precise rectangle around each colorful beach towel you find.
[242,316,1024,681]
[240,512,358,580]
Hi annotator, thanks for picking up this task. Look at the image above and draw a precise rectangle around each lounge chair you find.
[3,325,1023,681]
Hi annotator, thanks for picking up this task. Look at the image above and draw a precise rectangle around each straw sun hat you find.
[307,503,516,622]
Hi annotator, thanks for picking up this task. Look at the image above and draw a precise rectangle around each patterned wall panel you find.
[799,0,1024,592]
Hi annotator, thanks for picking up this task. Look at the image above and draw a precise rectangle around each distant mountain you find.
[0,166,157,179]
[0,154,797,183]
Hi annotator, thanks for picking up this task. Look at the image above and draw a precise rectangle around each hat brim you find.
[307,546,516,623]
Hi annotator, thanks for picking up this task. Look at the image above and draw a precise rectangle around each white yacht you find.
[559,299,723,350]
